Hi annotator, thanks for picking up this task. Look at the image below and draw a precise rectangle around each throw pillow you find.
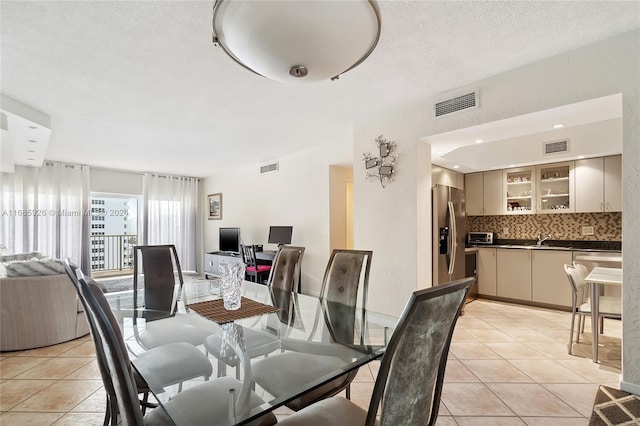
[3,258,66,277]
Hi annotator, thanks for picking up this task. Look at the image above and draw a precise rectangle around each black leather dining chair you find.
[277,277,475,426]
[132,245,212,350]
[252,249,372,411]
[64,260,276,426]
[267,245,305,292]
[64,260,213,425]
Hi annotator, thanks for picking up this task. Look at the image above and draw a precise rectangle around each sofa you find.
[0,254,90,352]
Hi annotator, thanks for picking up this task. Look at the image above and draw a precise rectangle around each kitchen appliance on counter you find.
[432,184,466,285]
[467,232,496,246]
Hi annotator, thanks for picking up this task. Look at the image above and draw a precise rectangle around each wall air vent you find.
[543,139,569,155]
[433,90,479,118]
[260,161,279,174]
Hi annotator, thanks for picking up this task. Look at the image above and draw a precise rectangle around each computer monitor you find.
[219,227,240,253]
[268,226,293,245]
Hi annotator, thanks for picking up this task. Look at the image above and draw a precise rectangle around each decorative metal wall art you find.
[363,135,398,188]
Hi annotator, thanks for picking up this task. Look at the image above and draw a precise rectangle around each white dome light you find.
[212,0,382,83]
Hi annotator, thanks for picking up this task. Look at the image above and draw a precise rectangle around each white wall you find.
[354,29,640,393]
[202,140,352,296]
[353,113,432,316]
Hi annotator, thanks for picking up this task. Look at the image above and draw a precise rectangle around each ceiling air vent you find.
[543,139,569,155]
[433,90,479,118]
[260,161,279,174]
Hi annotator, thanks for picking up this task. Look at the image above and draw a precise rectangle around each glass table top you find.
[105,279,397,425]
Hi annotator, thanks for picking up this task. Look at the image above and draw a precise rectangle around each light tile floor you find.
[0,299,622,425]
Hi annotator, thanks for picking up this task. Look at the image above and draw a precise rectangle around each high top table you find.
[105,280,397,425]
[583,267,622,363]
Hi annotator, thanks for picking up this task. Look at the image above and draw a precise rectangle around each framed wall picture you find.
[208,193,222,220]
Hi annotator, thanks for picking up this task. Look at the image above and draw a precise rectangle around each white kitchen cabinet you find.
[603,155,622,212]
[465,172,484,216]
[484,170,503,215]
[477,248,497,296]
[503,167,535,214]
[536,161,574,213]
[574,155,622,212]
[497,249,531,300]
[531,250,573,307]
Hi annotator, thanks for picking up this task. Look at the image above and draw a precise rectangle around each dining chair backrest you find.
[564,263,588,308]
[319,249,372,308]
[268,246,305,292]
[366,277,474,426]
[133,245,184,313]
[64,261,144,425]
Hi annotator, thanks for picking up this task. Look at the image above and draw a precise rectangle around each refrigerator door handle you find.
[447,201,456,275]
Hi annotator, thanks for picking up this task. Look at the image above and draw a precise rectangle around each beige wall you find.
[329,166,353,251]
[354,30,639,392]
[202,140,352,297]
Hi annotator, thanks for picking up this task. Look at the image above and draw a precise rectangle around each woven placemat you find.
[188,297,281,324]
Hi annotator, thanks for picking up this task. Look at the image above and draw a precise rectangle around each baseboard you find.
[620,380,640,396]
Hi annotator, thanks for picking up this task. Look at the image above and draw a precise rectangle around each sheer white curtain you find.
[142,173,199,271]
[0,162,91,271]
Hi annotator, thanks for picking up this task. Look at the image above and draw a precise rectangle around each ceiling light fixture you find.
[553,123,565,129]
[475,139,483,143]
[453,165,460,169]
[211,0,381,83]
[578,155,585,159]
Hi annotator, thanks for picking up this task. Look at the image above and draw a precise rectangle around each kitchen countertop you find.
[466,244,620,253]
[466,239,621,253]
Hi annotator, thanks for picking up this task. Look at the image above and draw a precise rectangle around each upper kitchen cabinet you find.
[574,155,622,212]
[503,167,535,214]
[536,161,574,213]
[464,172,483,216]
[465,171,502,216]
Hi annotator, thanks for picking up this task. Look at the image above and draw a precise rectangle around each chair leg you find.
[581,316,586,333]
[103,395,111,426]
[568,312,576,354]
[346,383,351,400]
[576,316,581,344]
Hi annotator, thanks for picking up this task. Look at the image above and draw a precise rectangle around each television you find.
[268,226,293,245]
[219,227,241,253]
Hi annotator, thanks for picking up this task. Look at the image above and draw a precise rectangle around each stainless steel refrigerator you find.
[432,184,466,285]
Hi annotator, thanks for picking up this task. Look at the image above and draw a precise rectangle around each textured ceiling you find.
[1,1,639,177]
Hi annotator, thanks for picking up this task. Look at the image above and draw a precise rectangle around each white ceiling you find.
[1,1,639,177]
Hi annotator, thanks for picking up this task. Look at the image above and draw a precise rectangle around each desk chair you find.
[252,249,372,411]
[278,278,474,426]
[564,263,621,354]
[64,261,276,426]
[242,244,272,284]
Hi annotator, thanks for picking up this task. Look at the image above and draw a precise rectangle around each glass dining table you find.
[104,279,397,425]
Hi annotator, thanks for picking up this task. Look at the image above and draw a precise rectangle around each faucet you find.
[537,234,552,246]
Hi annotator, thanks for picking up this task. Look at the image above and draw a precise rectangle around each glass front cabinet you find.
[536,161,574,213]
[503,167,535,214]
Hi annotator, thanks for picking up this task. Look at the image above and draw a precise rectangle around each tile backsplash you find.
[467,212,622,241]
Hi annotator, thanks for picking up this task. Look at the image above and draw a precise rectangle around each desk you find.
[255,250,277,262]
[584,267,622,363]
[105,281,396,425]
